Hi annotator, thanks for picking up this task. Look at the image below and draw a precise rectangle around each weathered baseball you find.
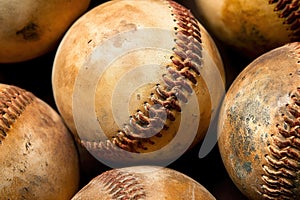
[218,42,300,199]
[194,0,300,58]
[0,0,90,63]
[71,165,216,200]
[0,84,80,199]
[52,0,226,167]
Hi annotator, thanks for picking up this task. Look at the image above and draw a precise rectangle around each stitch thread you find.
[81,0,203,156]
[0,86,34,144]
[269,0,300,39]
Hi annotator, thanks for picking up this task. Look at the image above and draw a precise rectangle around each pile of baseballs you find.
[0,0,299,199]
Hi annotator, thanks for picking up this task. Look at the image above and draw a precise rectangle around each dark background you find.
[0,1,253,199]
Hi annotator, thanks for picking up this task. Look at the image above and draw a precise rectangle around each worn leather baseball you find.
[218,42,300,199]
[0,84,80,199]
[194,0,300,59]
[71,165,216,200]
[52,0,226,167]
[0,0,90,63]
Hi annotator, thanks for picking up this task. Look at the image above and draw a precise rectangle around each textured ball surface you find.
[218,42,300,199]
[195,0,300,58]
[0,84,80,199]
[52,0,226,167]
[0,0,90,63]
[71,165,216,200]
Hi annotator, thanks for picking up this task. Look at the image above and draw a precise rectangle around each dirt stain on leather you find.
[16,22,40,41]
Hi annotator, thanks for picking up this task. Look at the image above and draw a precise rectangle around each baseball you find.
[194,0,300,58]
[217,42,300,199]
[71,165,216,200]
[52,0,226,167]
[0,84,80,199]
[0,0,90,63]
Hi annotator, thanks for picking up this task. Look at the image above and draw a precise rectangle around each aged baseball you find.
[218,42,300,199]
[194,0,300,58]
[52,0,226,167]
[0,84,80,199]
[0,0,90,63]
[71,165,216,200]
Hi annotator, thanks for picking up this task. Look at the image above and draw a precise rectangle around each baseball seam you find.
[81,0,203,157]
[95,169,146,199]
[269,0,300,40]
[260,43,300,199]
[0,86,34,144]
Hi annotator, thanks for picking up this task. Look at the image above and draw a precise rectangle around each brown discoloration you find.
[0,0,90,63]
[0,84,80,199]
[197,0,300,58]
[16,22,40,41]
[71,166,216,200]
[82,0,205,154]
[261,88,300,199]
[221,0,271,55]
[53,0,225,167]
[218,42,300,200]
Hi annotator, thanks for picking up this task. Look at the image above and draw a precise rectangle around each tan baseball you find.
[0,0,90,63]
[218,42,300,199]
[194,0,300,58]
[52,0,226,167]
[0,84,80,199]
[71,165,216,200]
